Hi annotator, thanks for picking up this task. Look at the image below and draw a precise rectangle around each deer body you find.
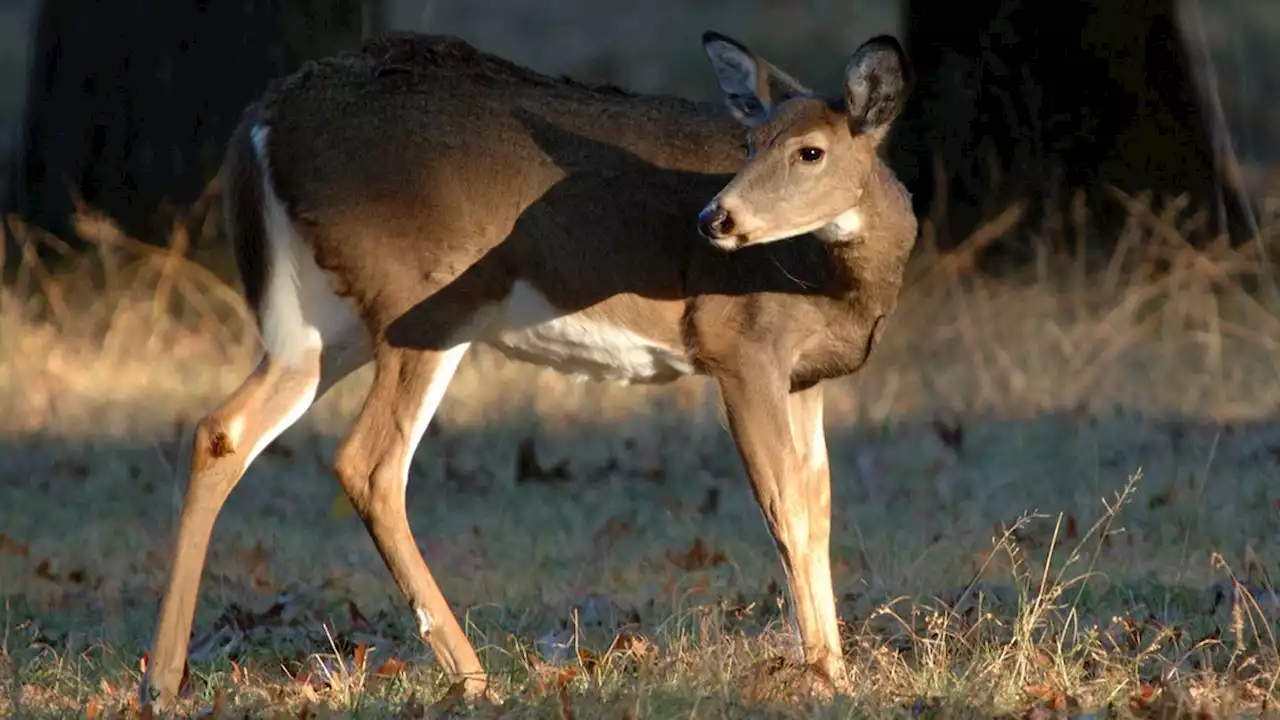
[143,31,916,706]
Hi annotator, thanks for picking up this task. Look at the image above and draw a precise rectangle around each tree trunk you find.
[889,0,1251,266]
[3,0,367,262]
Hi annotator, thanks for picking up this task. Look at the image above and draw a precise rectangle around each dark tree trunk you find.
[3,0,369,262]
[889,0,1250,266]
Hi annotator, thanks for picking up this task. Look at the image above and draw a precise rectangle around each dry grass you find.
[4,183,1280,719]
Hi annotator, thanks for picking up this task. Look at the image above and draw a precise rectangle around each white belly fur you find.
[476,281,695,385]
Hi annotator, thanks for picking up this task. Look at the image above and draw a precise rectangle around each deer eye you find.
[797,147,825,163]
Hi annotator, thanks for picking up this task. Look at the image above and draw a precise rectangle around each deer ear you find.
[843,35,914,143]
[702,31,772,127]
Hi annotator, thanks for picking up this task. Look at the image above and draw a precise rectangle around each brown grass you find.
[4,180,1280,718]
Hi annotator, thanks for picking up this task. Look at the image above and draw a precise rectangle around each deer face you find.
[697,33,914,251]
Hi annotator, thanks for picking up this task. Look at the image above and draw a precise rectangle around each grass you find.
[4,182,1280,719]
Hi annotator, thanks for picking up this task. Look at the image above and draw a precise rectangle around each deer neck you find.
[810,172,917,303]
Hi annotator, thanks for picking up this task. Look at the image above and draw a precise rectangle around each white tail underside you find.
[251,123,367,369]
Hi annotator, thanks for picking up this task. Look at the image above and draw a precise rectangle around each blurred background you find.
[2,0,1279,262]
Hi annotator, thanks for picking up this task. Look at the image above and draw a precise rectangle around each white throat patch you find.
[829,209,864,236]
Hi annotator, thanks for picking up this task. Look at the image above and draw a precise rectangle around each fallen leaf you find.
[528,647,579,696]
[430,680,469,714]
[292,667,325,693]
[1022,683,1055,702]
[664,538,726,571]
[374,657,407,679]
[558,683,574,720]
[606,631,649,661]
[553,667,577,692]
[1051,691,1079,712]
[353,642,369,673]
[1129,683,1159,714]
[193,690,227,719]
[0,533,29,557]
[1130,685,1211,720]
[84,699,101,719]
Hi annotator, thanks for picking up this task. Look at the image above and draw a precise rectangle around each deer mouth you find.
[709,234,748,251]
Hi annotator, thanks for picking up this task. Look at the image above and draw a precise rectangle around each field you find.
[5,191,1280,719]
[5,1,1280,718]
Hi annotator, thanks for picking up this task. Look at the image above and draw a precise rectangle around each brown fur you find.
[239,32,914,385]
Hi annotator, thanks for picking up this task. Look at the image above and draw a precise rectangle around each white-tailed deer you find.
[141,29,916,706]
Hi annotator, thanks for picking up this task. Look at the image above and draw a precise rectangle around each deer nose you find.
[697,204,735,239]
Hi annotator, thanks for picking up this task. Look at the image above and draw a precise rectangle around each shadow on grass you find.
[1,404,1278,714]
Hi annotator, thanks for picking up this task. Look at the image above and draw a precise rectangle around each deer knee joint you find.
[333,448,393,512]
[332,461,368,507]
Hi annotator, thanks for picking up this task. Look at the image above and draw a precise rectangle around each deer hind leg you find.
[718,373,848,694]
[331,343,489,698]
[142,344,363,707]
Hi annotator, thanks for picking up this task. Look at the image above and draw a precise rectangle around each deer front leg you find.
[717,369,848,691]
[786,383,845,684]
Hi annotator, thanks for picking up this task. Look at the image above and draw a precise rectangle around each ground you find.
[3,199,1280,718]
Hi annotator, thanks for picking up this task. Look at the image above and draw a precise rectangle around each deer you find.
[139,28,917,708]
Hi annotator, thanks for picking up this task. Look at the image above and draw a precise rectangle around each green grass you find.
[5,196,1280,717]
